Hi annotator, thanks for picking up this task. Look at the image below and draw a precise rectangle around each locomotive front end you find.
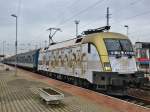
[90,32,147,95]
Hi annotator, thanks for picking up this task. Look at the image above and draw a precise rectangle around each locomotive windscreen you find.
[104,39,133,55]
[120,40,133,52]
[104,39,121,51]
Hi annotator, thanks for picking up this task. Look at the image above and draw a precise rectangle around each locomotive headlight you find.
[103,62,111,71]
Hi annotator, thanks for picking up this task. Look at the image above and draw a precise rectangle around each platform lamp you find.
[2,41,6,58]
[74,20,80,38]
[11,14,18,76]
[124,25,129,37]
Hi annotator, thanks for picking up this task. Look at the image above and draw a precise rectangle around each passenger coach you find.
[4,49,39,71]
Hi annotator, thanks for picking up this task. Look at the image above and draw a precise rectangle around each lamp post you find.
[11,14,18,76]
[74,20,80,38]
[124,25,129,36]
[3,41,6,58]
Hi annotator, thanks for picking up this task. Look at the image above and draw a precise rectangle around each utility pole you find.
[74,20,80,38]
[106,7,111,31]
[0,41,1,56]
[47,28,61,45]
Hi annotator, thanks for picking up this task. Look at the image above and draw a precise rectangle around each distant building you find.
[135,42,150,73]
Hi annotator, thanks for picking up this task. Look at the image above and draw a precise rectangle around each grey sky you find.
[0,0,150,55]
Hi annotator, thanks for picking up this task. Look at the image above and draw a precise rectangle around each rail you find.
[126,88,150,108]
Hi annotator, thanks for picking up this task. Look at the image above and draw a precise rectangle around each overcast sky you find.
[0,0,150,55]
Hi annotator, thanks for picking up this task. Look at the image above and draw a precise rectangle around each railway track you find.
[141,84,150,91]
[49,72,150,108]
[126,88,150,108]
[28,69,150,109]
[33,70,150,109]
[16,67,150,112]
[120,96,150,108]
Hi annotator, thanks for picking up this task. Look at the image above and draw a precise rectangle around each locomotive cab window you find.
[104,39,133,55]
[120,39,133,52]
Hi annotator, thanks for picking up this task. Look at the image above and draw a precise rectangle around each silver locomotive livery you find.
[37,27,147,95]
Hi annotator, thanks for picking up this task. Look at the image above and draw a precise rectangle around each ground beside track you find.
[0,64,115,112]
[0,64,150,112]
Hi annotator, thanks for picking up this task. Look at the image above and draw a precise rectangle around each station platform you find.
[0,64,149,112]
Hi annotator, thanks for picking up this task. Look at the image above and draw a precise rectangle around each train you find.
[4,26,148,96]
[135,42,150,73]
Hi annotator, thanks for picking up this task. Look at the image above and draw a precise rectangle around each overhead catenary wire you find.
[66,0,81,9]
[56,0,106,27]
[125,10,150,20]
[113,0,144,16]
[56,0,82,27]
[37,0,146,39]
[81,0,145,29]
[33,1,83,40]
[17,0,22,16]
[32,0,149,46]
[130,0,144,5]
[56,0,107,37]
[111,5,150,28]
[34,0,106,42]
[112,9,150,26]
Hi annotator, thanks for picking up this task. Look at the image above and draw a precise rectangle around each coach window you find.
[23,56,25,63]
[30,56,32,63]
[32,55,34,63]
[28,56,31,63]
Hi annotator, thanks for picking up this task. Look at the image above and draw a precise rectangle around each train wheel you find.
[78,79,83,87]
[73,78,78,86]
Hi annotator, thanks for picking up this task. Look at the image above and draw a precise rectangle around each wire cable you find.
[34,0,106,42]
[125,10,150,20]
[56,0,106,27]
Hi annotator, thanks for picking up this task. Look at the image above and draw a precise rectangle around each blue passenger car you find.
[4,49,39,71]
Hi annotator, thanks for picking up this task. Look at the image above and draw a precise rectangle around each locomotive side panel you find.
[38,43,103,83]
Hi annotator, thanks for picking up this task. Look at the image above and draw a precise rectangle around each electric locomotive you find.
[37,26,147,95]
